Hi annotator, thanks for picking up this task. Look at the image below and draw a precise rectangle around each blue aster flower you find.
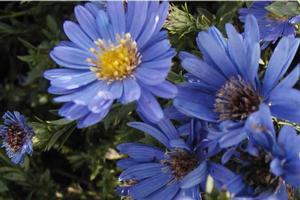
[214,114,300,200]
[0,111,34,164]
[116,117,210,200]
[44,1,176,128]
[239,1,300,48]
[174,15,300,149]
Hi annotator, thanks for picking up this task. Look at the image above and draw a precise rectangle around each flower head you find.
[44,1,176,128]
[117,117,209,200]
[0,111,34,164]
[239,1,300,47]
[212,122,300,200]
[174,15,300,149]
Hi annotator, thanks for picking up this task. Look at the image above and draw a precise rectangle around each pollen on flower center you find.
[88,33,141,82]
[5,125,26,153]
[162,149,198,181]
[214,76,262,121]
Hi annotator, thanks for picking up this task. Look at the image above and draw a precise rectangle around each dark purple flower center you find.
[214,76,262,121]
[228,151,279,195]
[5,125,26,153]
[162,149,198,180]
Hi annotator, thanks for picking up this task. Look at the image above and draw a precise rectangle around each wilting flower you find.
[239,1,300,48]
[213,110,300,200]
[0,111,34,164]
[116,117,209,200]
[174,15,300,148]
[44,1,176,128]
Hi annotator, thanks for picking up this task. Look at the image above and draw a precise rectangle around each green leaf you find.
[266,2,300,18]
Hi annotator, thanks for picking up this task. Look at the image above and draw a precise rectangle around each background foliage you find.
[0,1,299,200]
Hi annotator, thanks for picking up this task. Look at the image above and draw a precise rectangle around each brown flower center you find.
[5,125,26,152]
[162,149,198,181]
[214,76,262,121]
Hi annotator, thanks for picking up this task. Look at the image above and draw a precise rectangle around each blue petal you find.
[135,58,172,85]
[197,31,237,78]
[77,106,111,128]
[225,23,247,77]
[275,65,300,89]
[181,56,226,88]
[142,39,172,62]
[269,88,300,123]
[143,183,179,200]
[137,11,159,49]
[96,10,113,41]
[108,81,123,99]
[51,46,95,67]
[120,78,141,104]
[117,158,138,169]
[136,91,164,123]
[180,162,207,189]
[117,143,164,162]
[128,122,170,148]
[130,173,172,199]
[107,1,125,36]
[119,163,163,181]
[59,102,90,120]
[63,21,96,51]
[143,81,177,99]
[263,37,300,96]
[244,15,260,44]
[127,1,148,40]
[74,5,99,40]
[50,71,97,90]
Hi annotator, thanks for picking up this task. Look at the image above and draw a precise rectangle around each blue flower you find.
[174,15,300,149]
[116,117,209,200]
[44,1,176,128]
[239,1,300,48]
[214,123,300,200]
[0,111,34,164]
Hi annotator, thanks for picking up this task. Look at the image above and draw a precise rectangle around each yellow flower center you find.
[88,33,141,82]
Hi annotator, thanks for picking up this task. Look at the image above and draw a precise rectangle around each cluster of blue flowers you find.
[2,1,300,199]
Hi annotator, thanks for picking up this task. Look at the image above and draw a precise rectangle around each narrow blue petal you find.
[120,78,141,104]
[119,163,163,181]
[50,71,97,90]
[130,173,172,199]
[136,91,164,123]
[107,1,126,36]
[144,183,179,200]
[96,10,113,41]
[77,106,111,128]
[117,143,164,162]
[269,88,300,123]
[263,37,300,95]
[51,46,95,67]
[137,11,159,49]
[75,5,99,40]
[143,81,177,99]
[142,39,172,62]
[63,21,96,51]
[128,122,170,148]
[180,162,207,189]
[127,2,148,40]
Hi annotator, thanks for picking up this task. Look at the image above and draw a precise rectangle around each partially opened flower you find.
[44,1,176,128]
[239,1,300,48]
[214,121,300,200]
[0,111,34,164]
[116,117,209,200]
[174,15,300,148]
